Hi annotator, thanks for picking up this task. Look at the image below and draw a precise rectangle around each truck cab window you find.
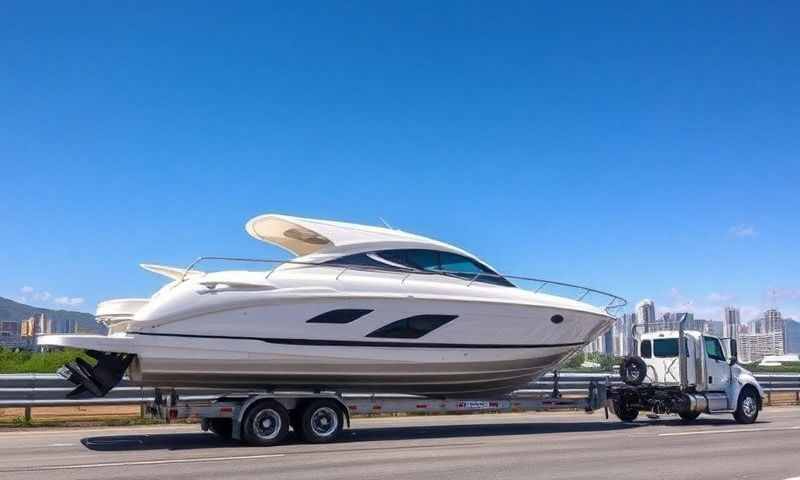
[640,340,652,358]
[704,336,725,361]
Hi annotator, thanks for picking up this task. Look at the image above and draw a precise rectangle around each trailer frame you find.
[148,375,611,445]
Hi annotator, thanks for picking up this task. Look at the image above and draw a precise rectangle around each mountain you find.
[0,296,105,334]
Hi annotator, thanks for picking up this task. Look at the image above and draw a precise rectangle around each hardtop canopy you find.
[245,214,479,261]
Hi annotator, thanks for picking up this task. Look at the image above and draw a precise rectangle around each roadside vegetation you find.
[742,362,800,373]
[0,348,91,374]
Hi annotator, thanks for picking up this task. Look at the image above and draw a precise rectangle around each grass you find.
[0,348,93,374]
[0,415,175,429]
[741,362,800,373]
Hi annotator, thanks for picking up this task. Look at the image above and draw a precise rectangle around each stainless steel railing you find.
[178,256,627,314]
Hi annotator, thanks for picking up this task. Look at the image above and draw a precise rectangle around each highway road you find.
[1,407,799,480]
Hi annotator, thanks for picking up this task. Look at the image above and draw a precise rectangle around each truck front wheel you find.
[733,388,759,424]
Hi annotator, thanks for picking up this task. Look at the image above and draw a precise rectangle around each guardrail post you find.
[766,391,772,406]
[24,406,31,423]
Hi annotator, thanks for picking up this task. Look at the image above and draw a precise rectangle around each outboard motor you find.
[58,351,134,398]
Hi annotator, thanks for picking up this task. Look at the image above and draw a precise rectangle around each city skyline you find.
[583,300,800,360]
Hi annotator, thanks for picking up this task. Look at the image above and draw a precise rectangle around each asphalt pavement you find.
[0,407,799,480]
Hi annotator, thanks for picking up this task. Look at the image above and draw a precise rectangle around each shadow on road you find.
[81,419,640,452]
[80,415,766,452]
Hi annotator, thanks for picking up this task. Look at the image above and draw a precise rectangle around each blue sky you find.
[1,2,798,322]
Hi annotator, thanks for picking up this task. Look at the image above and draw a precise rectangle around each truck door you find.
[703,336,730,391]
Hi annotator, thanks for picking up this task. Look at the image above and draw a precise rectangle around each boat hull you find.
[126,335,580,396]
[41,287,614,397]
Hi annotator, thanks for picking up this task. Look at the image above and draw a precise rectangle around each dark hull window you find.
[366,315,457,339]
[307,309,373,324]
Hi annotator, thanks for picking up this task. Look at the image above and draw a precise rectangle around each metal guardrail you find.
[2,372,799,410]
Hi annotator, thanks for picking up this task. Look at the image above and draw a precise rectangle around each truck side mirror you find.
[726,339,738,365]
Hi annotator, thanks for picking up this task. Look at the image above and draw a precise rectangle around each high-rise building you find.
[650,312,696,332]
[756,309,784,335]
[614,313,636,356]
[603,329,614,355]
[636,299,656,333]
[20,313,52,337]
[0,321,18,337]
[672,312,695,330]
[784,319,800,354]
[706,320,724,337]
[738,330,785,363]
[724,307,741,341]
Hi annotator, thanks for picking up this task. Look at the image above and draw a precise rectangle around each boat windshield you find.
[325,249,515,287]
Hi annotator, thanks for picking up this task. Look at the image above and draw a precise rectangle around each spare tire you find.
[621,356,647,386]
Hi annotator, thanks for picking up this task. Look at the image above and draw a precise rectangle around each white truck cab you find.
[613,317,764,424]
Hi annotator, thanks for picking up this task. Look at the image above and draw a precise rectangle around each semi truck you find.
[148,315,763,446]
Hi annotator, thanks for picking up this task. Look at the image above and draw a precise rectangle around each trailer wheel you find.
[733,387,759,424]
[620,356,647,386]
[208,418,233,440]
[613,400,639,422]
[242,400,290,446]
[678,411,701,421]
[298,399,344,443]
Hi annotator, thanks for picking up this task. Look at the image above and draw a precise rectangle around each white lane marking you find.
[659,425,800,437]
[47,443,75,447]
[28,453,285,471]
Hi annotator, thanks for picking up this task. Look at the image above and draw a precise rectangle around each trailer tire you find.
[620,356,647,386]
[678,411,701,421]
[242,400,290,446]
[613,400,639,423]
[733,387,759,424]
[208,418,233,440]
[298,399,345,444]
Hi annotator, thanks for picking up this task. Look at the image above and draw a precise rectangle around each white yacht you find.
[39,214,625,398]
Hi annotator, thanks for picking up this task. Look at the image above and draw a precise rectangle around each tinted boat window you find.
[439,252,482,273]
[366,315,457,339]
[326,249,514,288]
[438,252,514,287]
[406,250,441,270]
[324,253,391,269]
[377,249,514,288]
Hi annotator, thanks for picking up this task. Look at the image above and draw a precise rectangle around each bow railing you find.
[179,256,627,314]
